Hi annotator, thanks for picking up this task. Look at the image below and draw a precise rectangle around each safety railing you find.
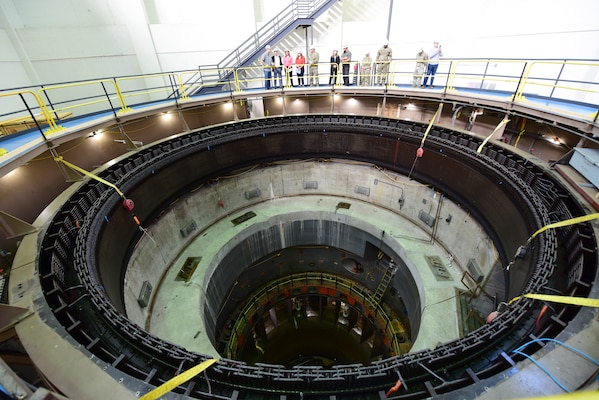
[38,79,128,120]
[445,59,528,93]
[224,271,405,359]
[0,89,62,138]
[1,58,598,145]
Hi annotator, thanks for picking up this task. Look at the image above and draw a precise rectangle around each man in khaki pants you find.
[308,47,320,86]
[376,40,392,85]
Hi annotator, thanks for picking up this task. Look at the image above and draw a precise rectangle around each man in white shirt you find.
[423,40,443,88]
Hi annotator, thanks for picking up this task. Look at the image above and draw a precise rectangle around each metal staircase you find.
[181,0,338,96]
[373,259,397,305]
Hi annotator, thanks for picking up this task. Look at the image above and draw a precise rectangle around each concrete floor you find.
[143,193,486,359]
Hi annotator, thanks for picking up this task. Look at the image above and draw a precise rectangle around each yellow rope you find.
[139,358,218,400]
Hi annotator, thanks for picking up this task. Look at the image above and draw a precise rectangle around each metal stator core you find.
[37,114,597,398]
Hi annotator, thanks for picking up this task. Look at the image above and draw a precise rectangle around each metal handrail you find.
[38,79,126,118]
[174,0,337,95]
[1,58,598,147]
[217,0,332,72]
[0,89,61,138]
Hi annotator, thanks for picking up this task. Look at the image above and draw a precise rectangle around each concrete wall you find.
[125,160,497,343]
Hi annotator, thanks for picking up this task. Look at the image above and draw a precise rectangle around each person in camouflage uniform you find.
[360,53,372,86]
[308,47,320,86]
[412,48,428,88]
[376,40,392,85]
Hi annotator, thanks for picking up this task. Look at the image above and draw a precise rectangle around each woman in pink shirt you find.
[283,50,294,87]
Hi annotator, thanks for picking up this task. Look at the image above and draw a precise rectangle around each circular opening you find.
[212,246,411,366]
[199,214,422,365]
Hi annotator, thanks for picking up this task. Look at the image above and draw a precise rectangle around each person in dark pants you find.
[329,49,340,85]
[271,49,283,88]
[260,45,273,89]
[341,45,352,85]
[295,51,306,86]
[423,40,443,88]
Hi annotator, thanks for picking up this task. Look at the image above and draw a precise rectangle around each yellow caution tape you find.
[509,293,599,308]
[55,156,125,197]
[529,213,599,240]
[139,358,218,400]
[477,116,510,153]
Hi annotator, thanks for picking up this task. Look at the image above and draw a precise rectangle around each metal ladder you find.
[373,259,397,304]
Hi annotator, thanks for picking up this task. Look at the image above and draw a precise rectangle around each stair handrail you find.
[177,0,335,97]
[217,0,332,73]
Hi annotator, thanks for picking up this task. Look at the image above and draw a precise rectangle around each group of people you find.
[260,46,300,89]
[260,40,443,89]
[411,40,443,88]
[260,46,321,88]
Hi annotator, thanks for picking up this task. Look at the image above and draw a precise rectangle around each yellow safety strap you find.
[420,103,443,148]
[514,390,599,400]
[514,118,526,148]
[139,358,218,400]
[477,116,510,153]
[529,213,599,242]
[509,293,599,308]
[54,156,125,197]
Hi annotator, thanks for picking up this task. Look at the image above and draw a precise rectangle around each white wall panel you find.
[32,55,140,83]
[157,50,231,71]
[0,29,19,60]
[16,26,134,59]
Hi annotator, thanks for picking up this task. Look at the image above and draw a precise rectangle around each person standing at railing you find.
[260,46,273,89]
[308,47,320,86]
[271,49,283,89]
[376,40,393,85]
[283,50,294,88]
[423,40,443,88]
[295,51,306,86]
[412,48,428,88]
[360,53,372,86]
[329,49,340,85]
[341,45,352,86]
